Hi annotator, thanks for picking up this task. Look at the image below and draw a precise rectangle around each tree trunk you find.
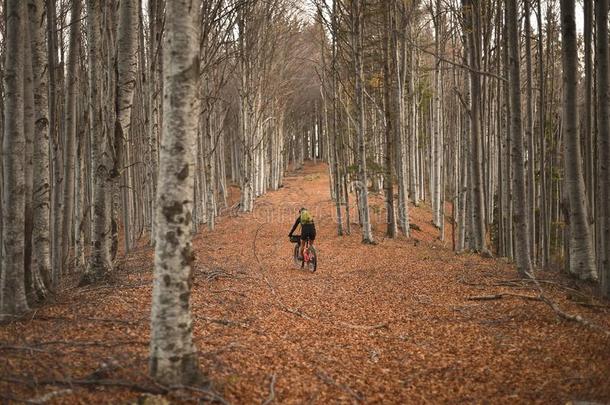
[524,0,536,261]
[23,2,35,301]
[62,0,81,273]
[596,0,610,297]
[462,0,488,254]
[150,0,200,385]
[506,0,532,275]
[559,0,597,280]
[1,0,30,319]
[352,0,374,244]
[81,0,115,284]
[46,0,62,285]
[116,0,138,254]
[28,0,52,300]
[382,0,396,238]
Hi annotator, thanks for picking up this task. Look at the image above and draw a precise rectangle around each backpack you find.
[300,209,314,224]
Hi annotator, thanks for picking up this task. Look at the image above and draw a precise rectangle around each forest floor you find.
[1,162,610,405]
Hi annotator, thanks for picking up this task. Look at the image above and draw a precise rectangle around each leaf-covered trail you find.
[1,163,609,404]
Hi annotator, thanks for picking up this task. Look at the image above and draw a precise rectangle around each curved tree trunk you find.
[149,0,200,386]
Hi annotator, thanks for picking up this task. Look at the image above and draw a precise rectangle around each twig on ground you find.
[32,339,148,348]
[316,371,363,402]
[262,273,311,320]
[199,316,249,328]
[0,345,49,353]
[262,373,277,405]
[337,322,389,331]
[30,315,144,325]
[28,389,73,404]
[169,384,229,405]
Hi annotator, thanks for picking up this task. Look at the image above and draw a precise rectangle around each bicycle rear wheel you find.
[308,246,317,272]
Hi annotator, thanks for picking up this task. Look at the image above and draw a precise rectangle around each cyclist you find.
[288,207,316,260]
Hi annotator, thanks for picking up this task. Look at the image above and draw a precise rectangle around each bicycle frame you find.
[302,240,312,263]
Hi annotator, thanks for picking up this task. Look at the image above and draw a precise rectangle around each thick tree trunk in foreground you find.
[1,0,29,318]
[28,0,51,300]
[559,0,596,280]
[149,0,200,385]
[506,0,532,275]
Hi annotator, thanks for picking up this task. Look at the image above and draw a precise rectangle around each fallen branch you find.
[262,373,277,405]
[1,376,164,394]
[2,376,228,404]
[525,272,610,337]
[0,344,49,353]
[337,322,389,331]
[467,293,542,302]
[32,339,148,348]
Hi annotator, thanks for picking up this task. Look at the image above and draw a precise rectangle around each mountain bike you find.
[289,235,317,272]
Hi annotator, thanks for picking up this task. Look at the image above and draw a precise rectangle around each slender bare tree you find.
[506,0,532,275]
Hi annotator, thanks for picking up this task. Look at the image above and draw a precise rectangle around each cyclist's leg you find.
[299,239,305,259]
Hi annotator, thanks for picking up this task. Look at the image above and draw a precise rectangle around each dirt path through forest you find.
[1,163,609,404]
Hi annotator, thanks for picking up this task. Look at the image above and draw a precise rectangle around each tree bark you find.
[149,0,201,386]
[1,0,30,318]
[382,0,396,238]
[62,0,81,272]
[462,0,487,253]
[596,0,610,297]
[27,0,51,301]
[81,0,115,284]
[559,0,597,280]
[506,0,532,275]
[116,0,139,254]
[352,0,374,244]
